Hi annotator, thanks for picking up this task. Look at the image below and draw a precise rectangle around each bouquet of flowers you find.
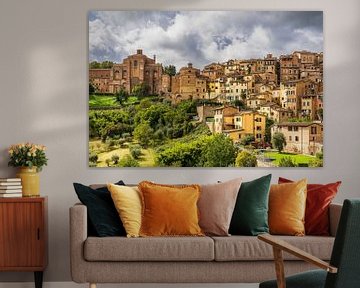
[8,143,48,171]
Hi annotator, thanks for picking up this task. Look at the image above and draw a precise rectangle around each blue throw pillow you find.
[73,180,126,237]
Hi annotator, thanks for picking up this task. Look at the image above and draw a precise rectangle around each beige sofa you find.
[70,203,342,287]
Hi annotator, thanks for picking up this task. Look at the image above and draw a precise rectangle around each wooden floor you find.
[0,283,259,288]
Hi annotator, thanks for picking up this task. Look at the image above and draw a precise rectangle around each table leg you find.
[34,271,43,288]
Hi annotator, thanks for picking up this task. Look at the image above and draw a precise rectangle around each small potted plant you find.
[8,143,48,197]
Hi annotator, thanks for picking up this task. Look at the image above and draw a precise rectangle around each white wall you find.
[0,0,359,283]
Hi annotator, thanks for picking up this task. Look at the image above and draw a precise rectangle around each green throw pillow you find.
[229,174,272,236]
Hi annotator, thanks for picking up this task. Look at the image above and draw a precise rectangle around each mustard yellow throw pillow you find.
[138,181,204,237]
[269,179,307,236]
[107,183,142,238]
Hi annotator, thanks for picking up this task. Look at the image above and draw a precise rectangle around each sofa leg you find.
[89,283,96,288]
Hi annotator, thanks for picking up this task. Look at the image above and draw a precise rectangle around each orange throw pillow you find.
[269,179,307,236]
[278,177,341,236]
[138,181,204,237]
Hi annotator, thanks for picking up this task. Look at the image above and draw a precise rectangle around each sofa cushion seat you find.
[84,236,215,262]
[212,236,334,261]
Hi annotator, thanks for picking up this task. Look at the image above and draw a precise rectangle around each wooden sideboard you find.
[0,197,48,288]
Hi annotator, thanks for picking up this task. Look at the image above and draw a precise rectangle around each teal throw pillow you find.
[229,174,272,236]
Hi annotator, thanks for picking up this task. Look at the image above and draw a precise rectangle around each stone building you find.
[161,74,171,94]
[294,51,323,83]
[223,59,241,75]
[280,54,300,82]
[210,77,226,100]
[201,63,224,80]
[280,79,313,116]
[223,76,250,102]
[246,95,267,109]
[89,49,163,94]
[293,50,318,66]
[239,111,267,142]
[271,122,323,155]
[258,102,293,123]
[280,79,321,118]
[262,54,278,74]
[280,51,323,83]
[171,63,208,102]
[196,105,216,123]
[213,106,241,133]
[301,93,323,121]
[89,69,112,93]
[212,106,266,143]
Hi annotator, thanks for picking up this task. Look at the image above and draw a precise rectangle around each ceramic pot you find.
[16,167,40,197]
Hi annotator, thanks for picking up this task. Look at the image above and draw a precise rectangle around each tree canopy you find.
[163,65,176,76]
[240,135,255,146]
[89,61,114,69]
[201,134,237,167]
[278,156,297,167]
[235,151,257,167]
[272,132,287,152]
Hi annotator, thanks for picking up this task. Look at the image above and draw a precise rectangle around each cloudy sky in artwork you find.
[89,11,323,69]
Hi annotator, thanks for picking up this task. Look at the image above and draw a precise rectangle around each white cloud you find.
[89,11,323,70]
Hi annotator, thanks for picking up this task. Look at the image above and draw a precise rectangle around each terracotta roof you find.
[223,128,244,133]
[226,112,242,117]
[212,105,238,111]
[240,111,266,116]
[259,102,280,108]
[274,122,323,127]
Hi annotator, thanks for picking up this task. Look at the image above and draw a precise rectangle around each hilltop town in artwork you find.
[89,11,323,167]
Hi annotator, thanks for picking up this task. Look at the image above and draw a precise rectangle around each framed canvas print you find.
[88,11,323,167]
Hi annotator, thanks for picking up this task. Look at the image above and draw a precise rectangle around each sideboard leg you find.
[34,271,43,288]
[90,283,97,288]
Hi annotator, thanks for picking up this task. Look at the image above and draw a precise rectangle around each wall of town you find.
[0,0,359,282]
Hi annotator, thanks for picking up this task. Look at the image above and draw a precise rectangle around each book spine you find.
[0,178,21,182]
[0,183,22,186]
[0,190,23,193]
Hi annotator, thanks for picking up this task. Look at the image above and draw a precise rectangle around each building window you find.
[133,60,137,67]
[288,126,293,131]
[295,136,299,142]
[311,127,317,134]
[293,127,298,132]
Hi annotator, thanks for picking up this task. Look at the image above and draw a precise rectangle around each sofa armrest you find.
[329,203,342,237]
[69,203,88,283]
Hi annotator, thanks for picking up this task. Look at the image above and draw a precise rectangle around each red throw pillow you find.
[278,177,341,236]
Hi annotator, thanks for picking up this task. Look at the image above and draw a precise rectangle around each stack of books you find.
[0,178,22,197]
